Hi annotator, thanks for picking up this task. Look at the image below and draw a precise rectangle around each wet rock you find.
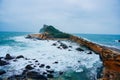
[0,57,3,60]
[59,71,64,75]
[25,35,32,39]
[25,65,34,70]
[57,40,61,43]
[117,40,120,42]
[46,65,50,69]
[46,70,54,74]
[25,58,30,60]
[69,46,72,48]
[5,54,14,60]
[76,47,84,51]
[60,43,68,49]
[52,43,57,46]
[22,69,28,75]
[0,59,9,66]
[32,59,36,60]
[53,61,58,64]
[0,70,6,75]
[43,72,47,75]
[39,64,45,68]
[7,75,24,80]
[47,74,54,78]
[57,46,61,49]
[16,55,24,59]
[78,61,81,63]
[13,59,17,62]
[35,60,38,62]
[37,63,40,65]
[87,51,92,54]
[26,71,47,80]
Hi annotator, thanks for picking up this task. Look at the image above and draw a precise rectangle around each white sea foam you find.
[0,36,102,77]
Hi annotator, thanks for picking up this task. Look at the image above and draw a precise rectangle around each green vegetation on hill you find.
[39,24,71,38]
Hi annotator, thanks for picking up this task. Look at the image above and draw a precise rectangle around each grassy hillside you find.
[39,25,71,38]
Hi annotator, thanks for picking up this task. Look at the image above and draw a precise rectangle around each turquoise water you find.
[0,32,120,49]
[0,32,31,46]
[0,32,119,80]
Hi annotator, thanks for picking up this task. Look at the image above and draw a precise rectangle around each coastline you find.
[27,33,120,80]
[0,25,120,80]
[0,37,101,80]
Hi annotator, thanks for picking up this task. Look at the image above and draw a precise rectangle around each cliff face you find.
[27,25,120,80]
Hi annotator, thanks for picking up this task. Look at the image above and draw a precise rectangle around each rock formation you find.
[26,24,71,40]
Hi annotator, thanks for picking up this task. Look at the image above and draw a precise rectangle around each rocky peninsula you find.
[26,25,120,80]
[0,25,120,80]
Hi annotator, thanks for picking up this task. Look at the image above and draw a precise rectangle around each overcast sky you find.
[0,0,120,34]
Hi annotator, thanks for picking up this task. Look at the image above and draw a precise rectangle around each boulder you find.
[39,64,45,68]
[47,74,54,78]
[0,57,3,60]
[0,59,9,66]
[57,46,62,49]
[43,72,47,75]
[69,46,72,48]
[0,70,6,75]
[76,47,84,51]
[53,61,58,64]
[35,60,38,62]
[46,70,54,74]
[78,61,81,63]
[5,54,14,60]
[57,40,61,43]
[16,55,24,59]
[46,65,50,69]
[25,35,32,39]
[52,43,57,46]
[60,43,68,49]
[26,71,47,80]
[59,71,64,75]
[87,51,92,54]
[25,65,34,70]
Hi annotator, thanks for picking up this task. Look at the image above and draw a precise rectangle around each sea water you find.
[0,32,119,80]
[75,34,120,49]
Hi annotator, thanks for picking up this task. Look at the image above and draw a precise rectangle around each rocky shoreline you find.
[0,53,51,80]
[1,25,119,80]
[25,33,120,80]
[0,39,100,80]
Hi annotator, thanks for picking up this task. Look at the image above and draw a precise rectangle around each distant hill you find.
[39,24,71,38]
